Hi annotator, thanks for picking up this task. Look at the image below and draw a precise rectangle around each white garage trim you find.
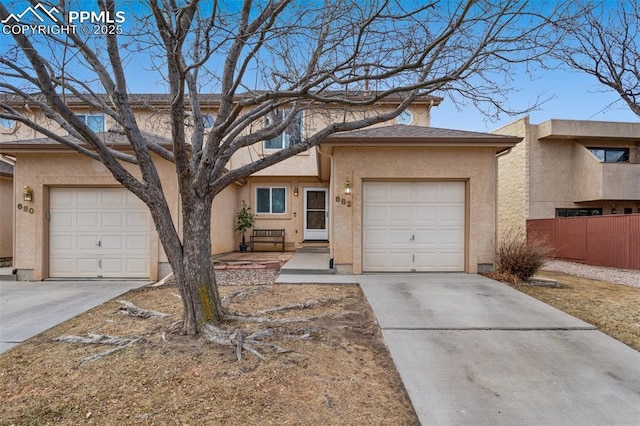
[49,187,151,278]
[363,181,465,272]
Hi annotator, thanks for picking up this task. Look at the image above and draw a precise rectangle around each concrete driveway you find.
[0,278,148,354]
[359,273,640,425]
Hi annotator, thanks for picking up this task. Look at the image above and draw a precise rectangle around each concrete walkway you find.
[359,273,640,425]
[0,278,148,354]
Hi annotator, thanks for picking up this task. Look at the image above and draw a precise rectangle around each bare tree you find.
[0,0,561,335]
[554,1,640,116]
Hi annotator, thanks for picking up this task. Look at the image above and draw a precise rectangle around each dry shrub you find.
[496,231,551,282]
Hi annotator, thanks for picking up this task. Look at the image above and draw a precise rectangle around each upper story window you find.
[76,114,106,133]
[588,147,629,163]
[0,117,16,130]
[263,109,303,150]
[256,187,286,214]
[203,114,215,129]
[556,208,602,217]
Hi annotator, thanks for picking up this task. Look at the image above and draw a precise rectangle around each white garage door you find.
[363,181,465,272]
[50,188,151,278]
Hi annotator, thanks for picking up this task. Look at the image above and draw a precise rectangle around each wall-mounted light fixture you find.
[23,186,33,202]
[293,187,299,197]
[344,178,351,195]
[611,208,617,214]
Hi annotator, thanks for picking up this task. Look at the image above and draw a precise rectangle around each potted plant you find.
[236,200,255,252]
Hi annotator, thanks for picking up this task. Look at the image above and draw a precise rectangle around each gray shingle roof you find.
[325,124,521,144]
[0,160,13,176]
[0,131,172,152]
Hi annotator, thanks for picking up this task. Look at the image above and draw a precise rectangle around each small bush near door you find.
[495,231,551,283]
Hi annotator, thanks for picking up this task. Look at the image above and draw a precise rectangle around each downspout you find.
[494,147,512,269]
[316,145,334,266]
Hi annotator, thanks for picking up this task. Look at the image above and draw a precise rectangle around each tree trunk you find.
[171,198,225,335]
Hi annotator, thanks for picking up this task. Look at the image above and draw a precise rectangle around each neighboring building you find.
[0,158,13,261]
[494,117,640,237]
[0,94,521,280]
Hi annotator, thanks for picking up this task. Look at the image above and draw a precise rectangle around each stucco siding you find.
[10,153,179,280]
[494,118,529,237]
[331,146,498,274]
[237,177,328,251]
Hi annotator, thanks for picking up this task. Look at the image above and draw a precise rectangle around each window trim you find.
[587,147,629,163]
[0,117,16,130]
[255,186,287,215]
[203,114,215,130]
[555,208,602,218]
[75,113,106,133]
[262,109,303,151]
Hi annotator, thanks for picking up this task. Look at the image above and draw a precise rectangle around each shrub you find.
[495,231,551,283]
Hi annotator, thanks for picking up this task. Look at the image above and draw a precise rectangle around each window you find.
[203,114,215,129]
[556,208,602,217]
[263,109,303,150]
[0,117,15,129]
[256,187,286,214]
[588,148,629,163]
[77,114,105,133]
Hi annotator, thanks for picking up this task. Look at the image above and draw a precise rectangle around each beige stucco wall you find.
[237,176,328,250]
[496,118,640,235]
[10,153,180,280]
[494,118,530,238]
[0,174,13,259]
[330,146,499,274]
[211,184,239,254]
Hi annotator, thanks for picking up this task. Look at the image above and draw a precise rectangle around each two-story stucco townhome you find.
[494,117,640,237]
[0,94,521,281]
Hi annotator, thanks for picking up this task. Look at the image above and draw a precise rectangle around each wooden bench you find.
[250,229,285,252]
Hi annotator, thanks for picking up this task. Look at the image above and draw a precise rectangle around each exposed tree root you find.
[255,297,342,315]
[202,324,290,362]
[53,333,142,365]
[221,287,269,307]
[118,300,170,318]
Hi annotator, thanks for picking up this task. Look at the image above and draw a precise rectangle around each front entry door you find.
[303,188,329,240]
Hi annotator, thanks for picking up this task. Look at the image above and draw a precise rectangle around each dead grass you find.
[0,284,418,425]
[507,271,640,352]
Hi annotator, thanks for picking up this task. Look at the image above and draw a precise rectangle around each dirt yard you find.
[0,280,418,425]
[508,270,640,352]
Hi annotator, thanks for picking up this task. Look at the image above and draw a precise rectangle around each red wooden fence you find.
[527,214,640,270]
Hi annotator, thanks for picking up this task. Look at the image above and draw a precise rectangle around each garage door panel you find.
[414,205,438,222]
[126,235,149,250]
[77,235,99,250]
[76,212,98,228]
[50,235,74,250]
[76,258,100,274]
[438,229,465,245]
[50,188,150,278]
[364,205,388,224]
[101,189,125,206]
[389,205,413,222]
[438,181,466,200]
[126,212,149,229]
[76,190,100,207]
[101,212,124,228]
[364,181,465,272]
[439,205,464,221]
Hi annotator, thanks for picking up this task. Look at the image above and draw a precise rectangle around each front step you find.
[279,252,336,275]
[295,246,329,254]
[0,267,17,281]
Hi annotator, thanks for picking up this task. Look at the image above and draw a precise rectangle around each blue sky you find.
[2,0,638,133]
[432,66,640,132]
